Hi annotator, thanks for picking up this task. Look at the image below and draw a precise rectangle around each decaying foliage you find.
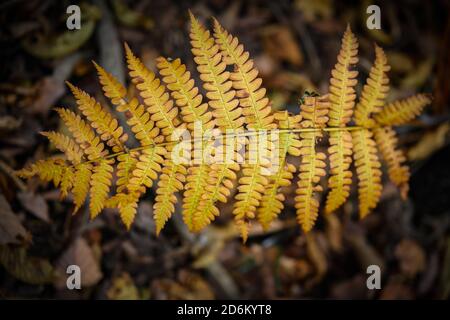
[17,14,432,242]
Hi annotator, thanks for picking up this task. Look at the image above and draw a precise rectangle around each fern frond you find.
[295,96,329,232]
[157,56,214,132]
[190,15,244,131]
[72,163,92,213]
[257,112,301,230]
[95,62,160,147]
[128,146,165,194]
[182,164,211,231]
[154,158,187,234]
[352,129,383,218]
[16,14,431,240]
[188,16,248,231]
[374,127,410,199]
[55,108,107,160]
[328,25,359,126]
[125,44,180,137]
[374,94,432,126]
[158,55,218,232]
[40,131,83,164]
[16,158,66,186]
[60,166,74,199]
[325,25,358,214]
[325,131,353,214]
[66,82,128,152]
[93,61,127,106]
[90,159,114,218]
[121,98,162,146]
[354,44,390,127]
[213,18,275,130]
[209,17,277,239]
[259,164,295,230]
[116,152,139,193]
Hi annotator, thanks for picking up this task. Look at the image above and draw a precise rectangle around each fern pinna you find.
[17,14,432,242]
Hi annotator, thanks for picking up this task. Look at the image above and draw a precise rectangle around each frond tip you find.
[374,94,432,126]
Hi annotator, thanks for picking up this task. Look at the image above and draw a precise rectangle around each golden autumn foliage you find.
[17,14,432,242]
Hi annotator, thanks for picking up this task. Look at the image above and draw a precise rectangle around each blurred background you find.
[0,0,449,299]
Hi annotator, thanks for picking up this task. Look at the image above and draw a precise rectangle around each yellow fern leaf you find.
[116,152,139,193]
[195,162,239,231]
[60,166,74,199]
[90,159,114,218]
[157,56,214,132]
[158,55,217,232]
[325,131,353,214]
[188,16,247,231]
[55,108,107,160]
[325,25,358,214]
[40,131,83,164]
[183,164,210,231]
[209,17,277,239]
[328,25,358,126]
[374,127,410,199]
[93,61,127,106]
[257,112,301,230]
[374,94,432,126]
[66,82,128,152]
[16,158,66,187]
[95,61,160,147]
[190,15,244,131]
[259,164,296,230]
[213,18,275,130]
[125,44,180,137]
[16,14,431,240]
[295,96,329,232]
[154,158,187,234]
[128,146,165,194]
[72,163,92,213]
[354,44,390,127]
[352,129,383,218]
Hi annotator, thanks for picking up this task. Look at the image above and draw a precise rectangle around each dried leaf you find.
[306,233,328,283]
[54,237,102,289]
[0,116,22,131]
[17,191,50,223]
[408,123,449,161]
[394,238,426,278]
[0,245,54,284]
[0,195,28,245]
[107,273,140,300]
[262,25,304,66]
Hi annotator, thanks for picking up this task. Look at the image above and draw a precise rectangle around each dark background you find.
[0,0,449,299]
